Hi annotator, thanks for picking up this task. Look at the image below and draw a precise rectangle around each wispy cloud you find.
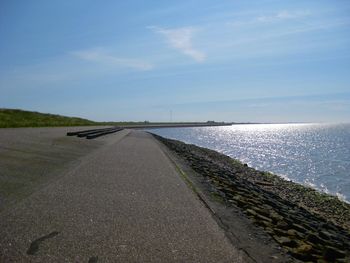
[71,49,153,71]
[160,92,350,108]
[257,10,310,22]
[149,26,206,62]
[228,10,310,27]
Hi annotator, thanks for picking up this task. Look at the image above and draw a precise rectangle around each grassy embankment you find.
[0,109,153,128]
[0,109,100,128]
[0,108,149,128]
[0,109,226,128]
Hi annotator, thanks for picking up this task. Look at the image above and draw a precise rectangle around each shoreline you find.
[147,122,350,205]
[153,133,350,262]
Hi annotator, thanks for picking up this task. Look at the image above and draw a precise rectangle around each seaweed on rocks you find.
[153,134,350,262]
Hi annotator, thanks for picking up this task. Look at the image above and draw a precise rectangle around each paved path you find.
[0,130,243,262]
[0,126,113,211]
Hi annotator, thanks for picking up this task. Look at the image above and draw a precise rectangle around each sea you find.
[147,123,350,203]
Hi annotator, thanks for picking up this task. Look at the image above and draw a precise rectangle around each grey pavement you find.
[0,129,244,262]
[0,126,115,211]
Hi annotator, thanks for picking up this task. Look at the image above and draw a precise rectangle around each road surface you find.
[0,129,244,262]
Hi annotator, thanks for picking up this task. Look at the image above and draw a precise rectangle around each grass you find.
[0,109,99,128]
[0,108,229,128]
[0,108,153,128]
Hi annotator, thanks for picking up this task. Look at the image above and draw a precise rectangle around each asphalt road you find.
[0,129,244,262]
[0,126,115,211]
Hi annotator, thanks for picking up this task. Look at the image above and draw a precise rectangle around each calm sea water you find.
[148,123,350,202]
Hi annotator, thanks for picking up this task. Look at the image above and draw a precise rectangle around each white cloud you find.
[149,26,206,62]
[72,49,153,71]
[228,10,310,27]
[257,10,310,22]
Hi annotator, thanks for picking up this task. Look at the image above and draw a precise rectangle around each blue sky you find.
[1,0,350,122]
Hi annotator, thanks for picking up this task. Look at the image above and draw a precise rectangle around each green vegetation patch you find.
[0,108,230,128]
[0,109,97,128]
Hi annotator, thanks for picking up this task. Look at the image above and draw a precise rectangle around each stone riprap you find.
[154,134,350,262]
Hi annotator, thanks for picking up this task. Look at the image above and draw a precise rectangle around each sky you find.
[1,0,350,123]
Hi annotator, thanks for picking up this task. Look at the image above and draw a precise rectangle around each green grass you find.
[0,108,230,128]
[0,109,99,128]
